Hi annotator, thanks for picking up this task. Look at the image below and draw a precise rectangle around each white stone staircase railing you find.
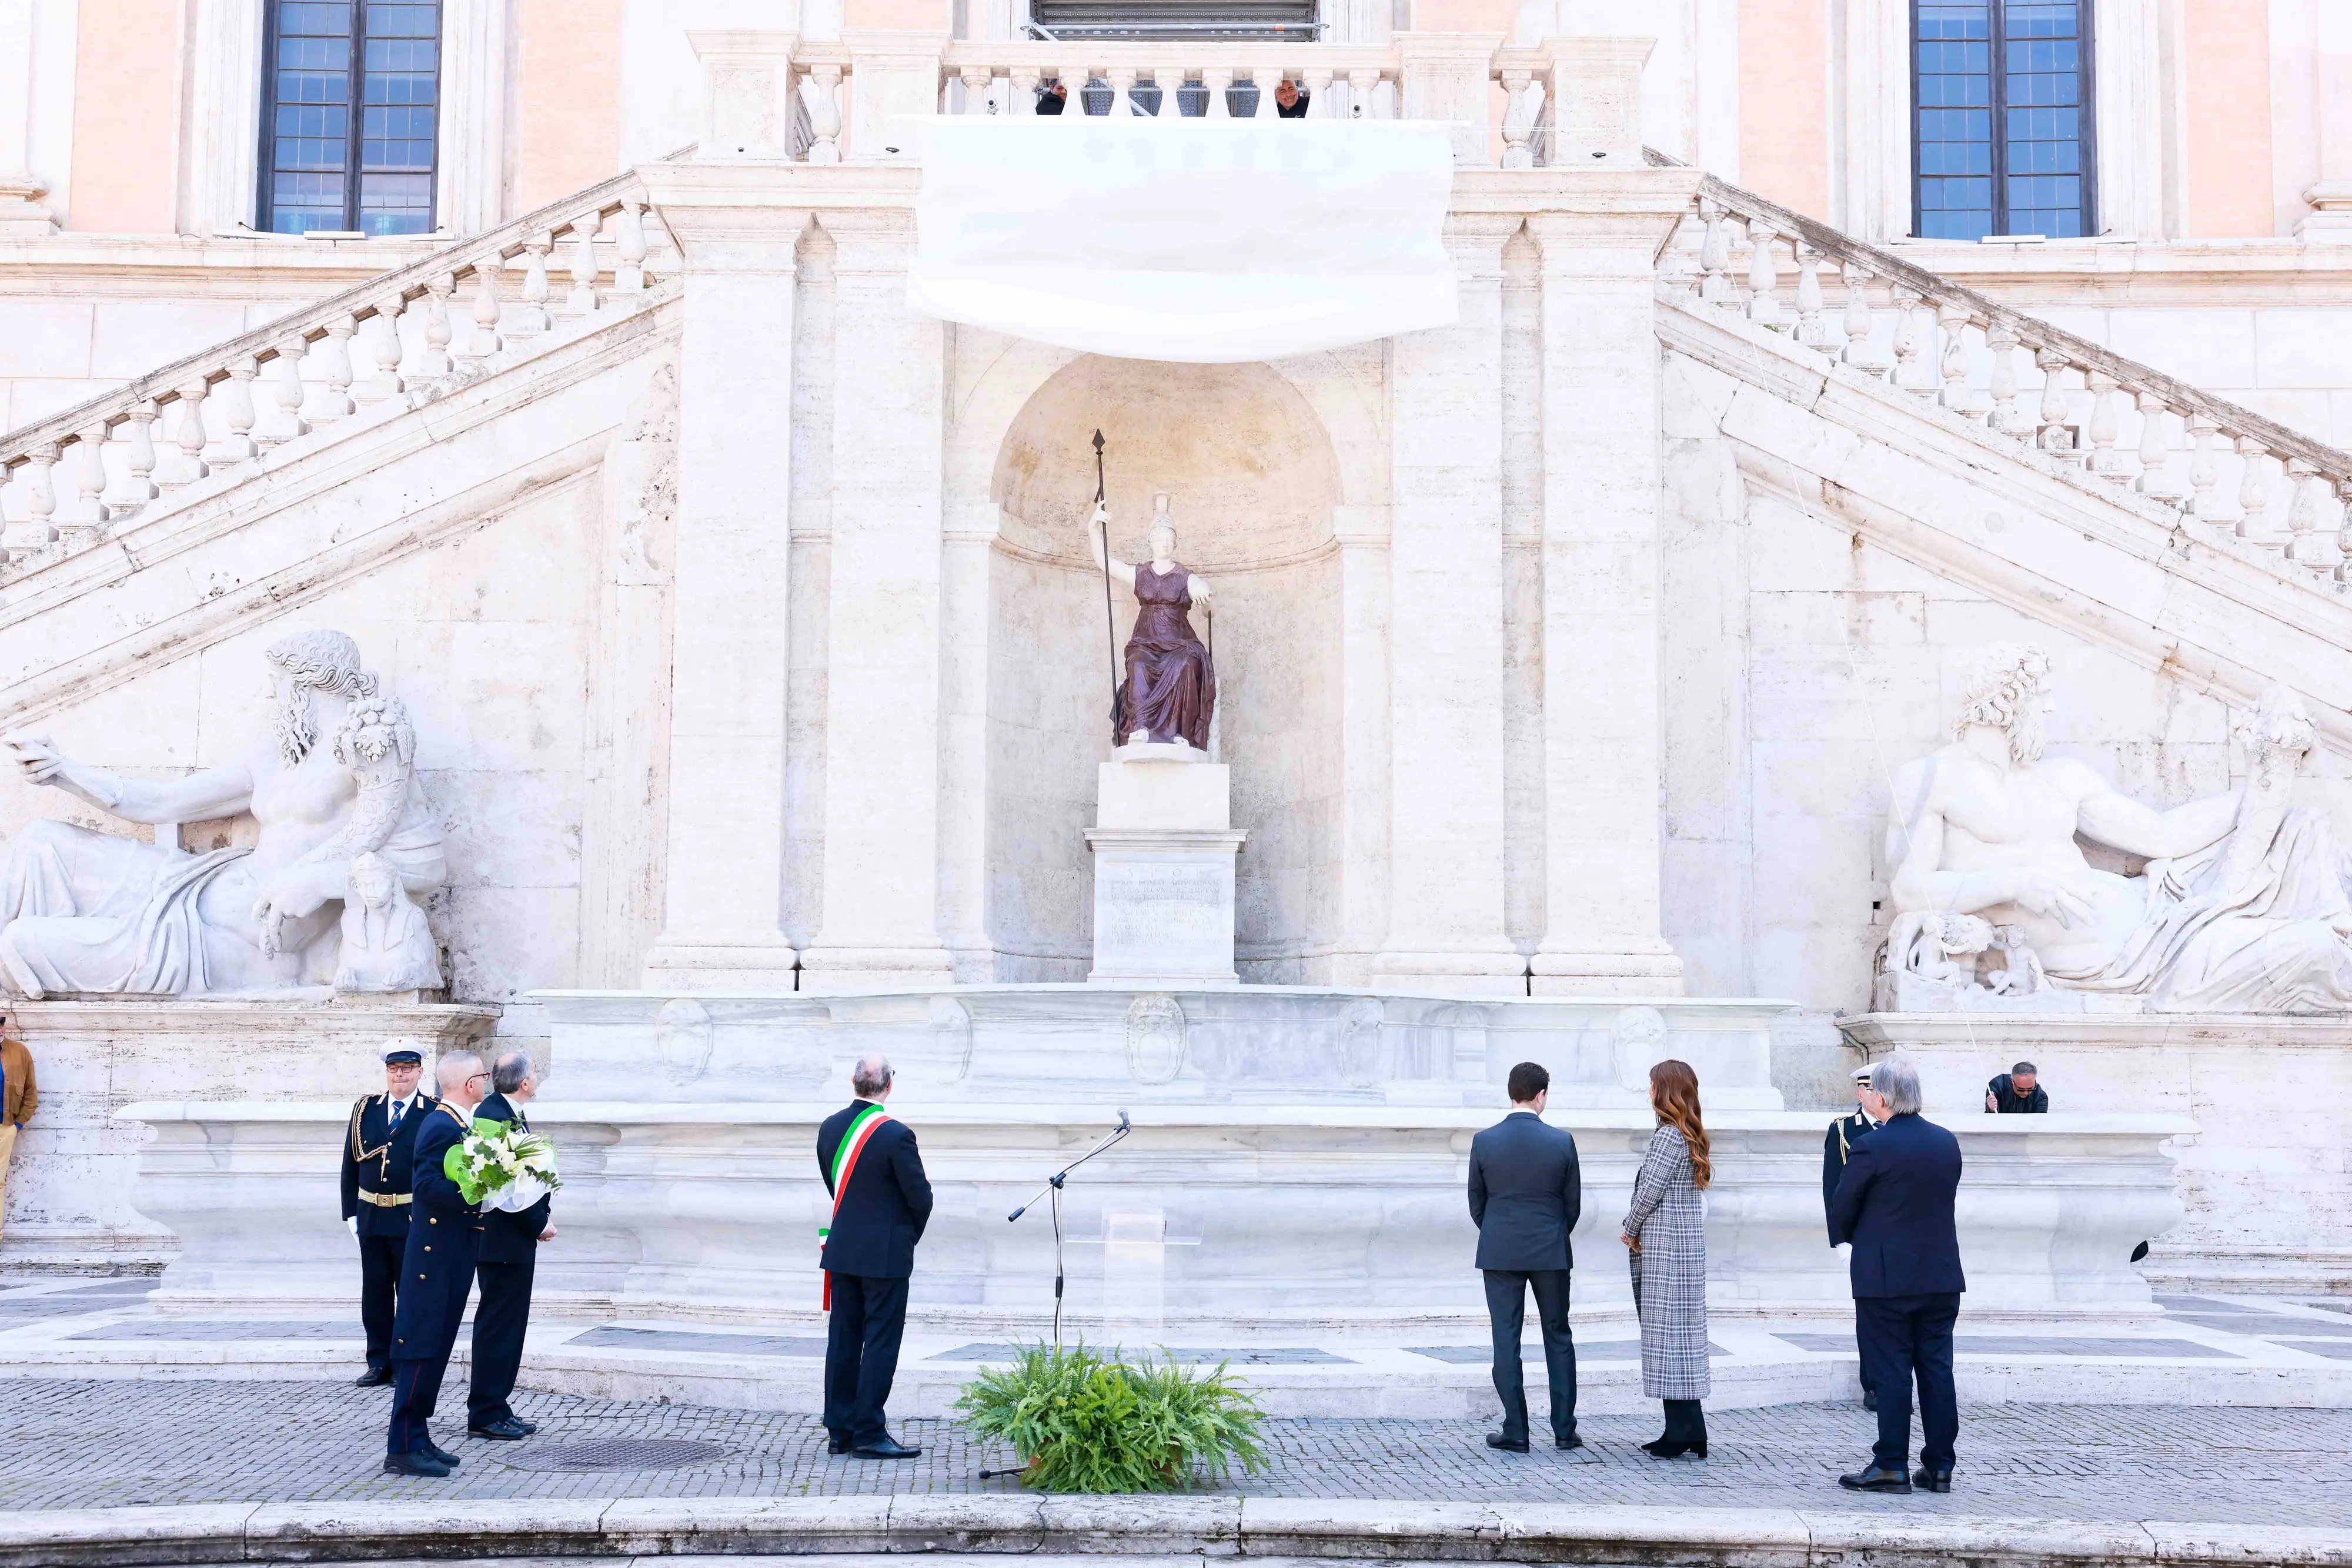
[0,168,679,584]
[1663,167,2352,597]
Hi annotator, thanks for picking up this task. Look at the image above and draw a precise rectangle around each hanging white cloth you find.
[907,116,1458,363]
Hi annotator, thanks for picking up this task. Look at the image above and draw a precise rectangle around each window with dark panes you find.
[1913,0,2092,240]
[260,1,442,236]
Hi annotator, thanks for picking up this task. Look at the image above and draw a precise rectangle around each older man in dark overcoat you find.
[384,1049,488,1477]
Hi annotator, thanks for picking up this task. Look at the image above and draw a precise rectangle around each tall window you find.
[260,1,442,235]
[1913,1,2093,240]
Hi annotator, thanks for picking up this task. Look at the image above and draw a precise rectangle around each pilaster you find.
[639,205,810,990]
[2299,2,2352,243]
[1368,213,1525,996]
[1524,206,1688,997]
[797,207,956,993]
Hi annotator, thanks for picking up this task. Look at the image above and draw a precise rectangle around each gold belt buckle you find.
[359,1190,413,1208]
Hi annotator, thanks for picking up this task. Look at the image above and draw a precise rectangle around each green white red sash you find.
[820,1102,893,1309]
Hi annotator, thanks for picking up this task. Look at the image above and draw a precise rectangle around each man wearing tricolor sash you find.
[817,1054,933,1459]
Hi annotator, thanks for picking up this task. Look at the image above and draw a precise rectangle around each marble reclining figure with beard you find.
[1885,642,2352,1014]
[0,630,446,998]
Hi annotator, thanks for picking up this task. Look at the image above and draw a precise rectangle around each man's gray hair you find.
[492,1048,533,1095]
[1870,1055,1923,1116]
[436,1050,484,1097]
[851,1055,894,1098]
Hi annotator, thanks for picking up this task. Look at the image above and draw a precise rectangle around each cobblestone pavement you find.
[5,1378,2351,1527]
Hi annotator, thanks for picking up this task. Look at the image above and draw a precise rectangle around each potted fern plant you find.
[954,1342,1267,1492]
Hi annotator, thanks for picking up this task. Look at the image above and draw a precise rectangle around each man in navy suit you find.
[817,1054,933,1460]
[467,1048,553,1441]
[340,1040,437,1386]
[384,1049,489,1477]
[1467,1060,1582,1453]
[1828,1054,1965,1495]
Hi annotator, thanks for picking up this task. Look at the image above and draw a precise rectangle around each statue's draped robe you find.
[1116,564,1215,750]
[2047,806,2352,1012]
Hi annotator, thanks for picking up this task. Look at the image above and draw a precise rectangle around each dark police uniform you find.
[467,1089,550,1435]
[1821,1109,1877,1241]
[340,1085,437,1380]
[386,1100,483,1464]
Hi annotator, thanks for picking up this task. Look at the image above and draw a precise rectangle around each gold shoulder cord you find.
[1836,1116,1851,1162]
[349,1095,391,1164]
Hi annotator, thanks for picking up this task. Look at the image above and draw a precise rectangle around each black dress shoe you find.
[1484,1432,1529,1453]
[1555,1433,1584,1450]
[383,1450,451,1477]
[355,1366,393,1387]
[469,1417,529,1440]
[1839,1464,1913,1493]
[1912,1467,1952,1493]
[852,1436,921,1459]
[827,1436,850,1455]
[425,1442,462,1467]
[510,1417,539,1435]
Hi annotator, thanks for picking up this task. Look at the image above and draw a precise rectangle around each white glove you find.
[345,1215,356,1234]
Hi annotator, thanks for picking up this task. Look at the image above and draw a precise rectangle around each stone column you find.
[797,209,957,993]
[638,204,808,990]
[1368,215,1525,996]
[2301,1,2352,243]
[0,0,56,235]
[1524,196,1696,996]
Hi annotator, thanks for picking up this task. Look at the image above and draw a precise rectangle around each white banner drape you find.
[907,116,1458,363]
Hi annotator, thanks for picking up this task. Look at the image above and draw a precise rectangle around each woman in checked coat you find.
[1621,1058,1713,1458]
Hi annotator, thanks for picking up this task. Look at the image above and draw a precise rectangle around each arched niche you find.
[981,355,1347,984]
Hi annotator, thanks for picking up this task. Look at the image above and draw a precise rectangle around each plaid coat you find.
[1622,1124,1710,1400]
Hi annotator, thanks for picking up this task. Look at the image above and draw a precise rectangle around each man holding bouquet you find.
[385,1050,488,1478]
[468,1048,553,1441]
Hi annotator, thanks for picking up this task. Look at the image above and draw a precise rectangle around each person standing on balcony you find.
[1037,80,1068,115]
[1274,78,1310,117]
[1466,1061,1583,1453]
[1622,1060,1712,1459]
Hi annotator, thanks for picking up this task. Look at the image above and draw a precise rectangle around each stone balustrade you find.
[0,170,676,583]
[1662,175,2352,595]
[691,29,1651,168]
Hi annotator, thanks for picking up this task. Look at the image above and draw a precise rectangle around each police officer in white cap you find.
[1824,1062,1880,1410]
[340,1038,439,1386]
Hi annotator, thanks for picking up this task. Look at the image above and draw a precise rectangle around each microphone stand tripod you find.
[975,1110,1133,1482]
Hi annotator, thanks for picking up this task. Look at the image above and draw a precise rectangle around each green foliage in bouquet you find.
[953,1342,1266,1492]
[443,1118,562,1206]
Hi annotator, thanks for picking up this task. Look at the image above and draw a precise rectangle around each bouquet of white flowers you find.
[444,1118,562,1213]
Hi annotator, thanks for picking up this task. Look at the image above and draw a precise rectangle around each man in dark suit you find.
[817,1054,933,1459]
[1985,1062,2049,1113]
[1466,1060,1582,1453]
[1828,1054,1965,1496]
[385,1049,489,1477]
[1823,1063,1880,1412]
[466,1048,552,1442]
[340,1040,437,1387]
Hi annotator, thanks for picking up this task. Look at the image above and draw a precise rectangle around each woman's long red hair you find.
[1649,1059,1712,1189]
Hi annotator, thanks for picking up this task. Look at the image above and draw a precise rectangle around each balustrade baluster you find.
[1658,245,1698,307]
[1792,242,1827,348]
[121,400,160,507]
[2186,415,2222,527]
[807,65,844,157]
[216,357,260,463]
[1201,66,1232,118]
[2034,347,2076,456]
[17,443,58,555]
[1252,68,1281,119]
[1839,265,1887,374]
[67,425,108,531]
[505,236,552,341]
[2286,459,2331,570]
[463,265,502,370]
[312,316,358,422]
[1348,67,1379,118]
[1301,67,1333,118]
[2084,373,2128,480]
[1012,67,1041,116]
[159,383,212,490]
[961,65,994,114]
[1986,325,2025,433]
[1063,66,1091,119]
[1698,199,1731,305]
[2336,478,2352,585]
[2133,393,2181,506]
[566,220,602,317]
[353,299,406,408]
[1890,286,1926,393]
[418,275,456,380]
[1745,223,1779,328]
[1500,69,1535,169]
[1937,305,1979,417]
[614,203,649,294]
[2236,437,2272,541]
[1107,66,1139,117]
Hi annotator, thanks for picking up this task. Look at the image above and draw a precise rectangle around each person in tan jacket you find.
[0,1018,36,1241]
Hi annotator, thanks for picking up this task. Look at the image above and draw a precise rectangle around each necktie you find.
[389,1098,405,1131]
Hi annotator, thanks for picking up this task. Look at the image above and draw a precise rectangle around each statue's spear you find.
[1094,430,1119,746]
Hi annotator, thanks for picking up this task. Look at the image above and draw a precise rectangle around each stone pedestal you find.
[1084,743,1246,987]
